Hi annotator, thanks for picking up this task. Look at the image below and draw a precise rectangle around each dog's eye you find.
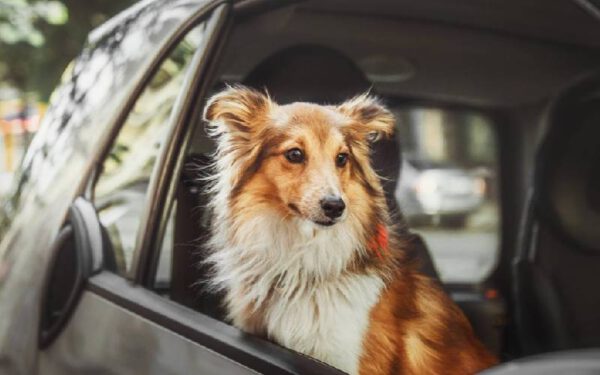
[336,153,349,167]
[285,148,305,163]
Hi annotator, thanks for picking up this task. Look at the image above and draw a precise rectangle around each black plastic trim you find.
[39,225,79,348]
[233,0,303,19]
[70,197,104,274]
[39,198,103,348]
[480,348,600,375]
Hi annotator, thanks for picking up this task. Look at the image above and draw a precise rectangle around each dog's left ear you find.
[337,93,395,144]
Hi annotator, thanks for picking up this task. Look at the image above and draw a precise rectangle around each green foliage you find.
[0,0,135,100]
[0,0,68,46]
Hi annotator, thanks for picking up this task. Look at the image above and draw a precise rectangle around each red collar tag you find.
[368,224,389,259]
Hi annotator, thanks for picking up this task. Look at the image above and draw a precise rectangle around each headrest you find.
[242,44,402,208]
[535,72,600,254]
[244,44,371,104]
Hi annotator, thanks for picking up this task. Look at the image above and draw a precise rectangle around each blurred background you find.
[0,0,134,196]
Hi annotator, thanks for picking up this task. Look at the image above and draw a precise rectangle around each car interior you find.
[513,74,600,355]
[127,0,600,370]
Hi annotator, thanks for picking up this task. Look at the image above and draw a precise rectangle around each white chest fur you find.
[264,273,384,375]
[209,215,385,375]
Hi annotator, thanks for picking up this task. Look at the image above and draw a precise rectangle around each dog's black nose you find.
[320,196,345,219]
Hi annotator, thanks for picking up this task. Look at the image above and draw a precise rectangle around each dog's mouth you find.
[313,219,336,227]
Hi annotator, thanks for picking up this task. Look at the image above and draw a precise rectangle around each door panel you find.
[38,272,343,375]
[38,291,258,375]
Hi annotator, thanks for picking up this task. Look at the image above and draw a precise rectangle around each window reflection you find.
[0,0,206,238]
[94,24,207,276]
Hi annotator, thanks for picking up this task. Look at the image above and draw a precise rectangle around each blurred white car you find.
[395,159,486,227]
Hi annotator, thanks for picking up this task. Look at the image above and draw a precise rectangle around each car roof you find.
[300,0,600,49]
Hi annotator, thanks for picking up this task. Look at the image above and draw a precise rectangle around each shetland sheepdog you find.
[202,85,497,375]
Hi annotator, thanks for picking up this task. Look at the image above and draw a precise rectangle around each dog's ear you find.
[337,93,395,144]
[203,85,272,138]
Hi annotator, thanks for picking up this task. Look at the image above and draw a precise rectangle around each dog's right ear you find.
[337,93,395,146]
[203,85,272,138]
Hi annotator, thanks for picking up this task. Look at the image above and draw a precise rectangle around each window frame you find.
[126,3,230,287]
[84,0,227,281]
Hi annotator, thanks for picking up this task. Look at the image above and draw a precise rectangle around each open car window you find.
[93,22,209,277]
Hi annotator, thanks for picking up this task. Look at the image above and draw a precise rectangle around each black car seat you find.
[171,154,227,318]
[513,73,600,355]
[169,45,440,318]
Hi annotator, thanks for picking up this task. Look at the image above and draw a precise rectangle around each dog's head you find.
[204,85,394,230]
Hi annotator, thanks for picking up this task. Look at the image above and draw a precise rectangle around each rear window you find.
[392,106,499,284]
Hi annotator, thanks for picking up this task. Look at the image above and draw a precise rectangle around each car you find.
[1,0,600,374]
[390,105,490,228]
[395,158,486,228]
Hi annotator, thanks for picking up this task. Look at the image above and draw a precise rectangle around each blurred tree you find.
[0,0,135,101]
[0,0,67,46]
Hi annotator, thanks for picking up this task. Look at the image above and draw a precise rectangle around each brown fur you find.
[204,85,497,374]
[359,254,497,374]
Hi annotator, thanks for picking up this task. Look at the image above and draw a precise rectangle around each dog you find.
[202,85,497,375]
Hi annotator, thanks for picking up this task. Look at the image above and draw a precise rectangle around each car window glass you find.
[93,23,208,277]
[393,107,499,284]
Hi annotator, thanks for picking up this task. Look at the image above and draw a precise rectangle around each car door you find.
[34,2,260,374]
[36,1,343,373]
[35,2,235,373]
[0,1,230,374]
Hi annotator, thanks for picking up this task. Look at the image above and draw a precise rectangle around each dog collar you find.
[368,224,389,259]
